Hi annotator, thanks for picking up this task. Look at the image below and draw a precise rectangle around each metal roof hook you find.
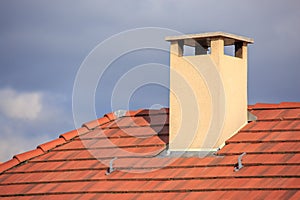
[234,152,246,172]
[106,157,117,175]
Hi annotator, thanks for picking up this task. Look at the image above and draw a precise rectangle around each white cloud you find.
[0,123,49,162]
[0,88,42,120]
[0,88,73,162]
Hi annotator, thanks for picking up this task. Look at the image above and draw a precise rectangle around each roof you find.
[165,31,254,46]
[0,102,300,199]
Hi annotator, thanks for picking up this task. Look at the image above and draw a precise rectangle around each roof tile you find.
[279,102,300,108]
[37,138,66,152]
[104,112,116,121]
[227,131,300,143]
[82,116,111,130]
[125,109,144,117]
[59,127,89,141]
[13,148,44,163]
[0,104,300,199]
[0,158,19,173]
[251,102,300,110]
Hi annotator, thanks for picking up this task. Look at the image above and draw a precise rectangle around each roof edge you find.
[0,108,170,173]
[249,102,300,110]
[0,110,138,174]
[81,108,169,130]
[0,126,91,174]
[82,115,112,130]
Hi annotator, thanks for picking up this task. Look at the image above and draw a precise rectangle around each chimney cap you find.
[165,31,254,47]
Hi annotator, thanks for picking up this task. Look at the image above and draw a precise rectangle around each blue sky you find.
[0,0,299,161]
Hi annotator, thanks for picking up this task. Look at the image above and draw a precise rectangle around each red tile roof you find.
[0,103,300,199]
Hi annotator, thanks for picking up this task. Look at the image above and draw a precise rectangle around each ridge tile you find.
[13,148,44,163]
[37,138,66,152]
[82,116,111,130]
[59,127,89,141]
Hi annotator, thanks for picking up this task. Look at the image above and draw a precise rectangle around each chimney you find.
[165,32,254,151]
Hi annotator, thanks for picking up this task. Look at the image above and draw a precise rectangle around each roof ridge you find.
[82,108,169,130]
[249,102,300,110]
[0,114,114,174]
[0,107,169,174]
[0,126,90,174]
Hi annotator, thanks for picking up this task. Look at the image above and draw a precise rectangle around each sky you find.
[0,0,299,162]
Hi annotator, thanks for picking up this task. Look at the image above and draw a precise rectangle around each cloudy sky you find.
[0,0,299,162]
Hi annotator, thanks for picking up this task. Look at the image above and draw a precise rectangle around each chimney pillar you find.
[166,32,254,152]
[210,37,224,67]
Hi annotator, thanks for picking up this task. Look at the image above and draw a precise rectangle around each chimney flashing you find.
[158,148,220,158]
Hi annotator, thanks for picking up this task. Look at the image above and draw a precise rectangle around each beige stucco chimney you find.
[166,32,253,151]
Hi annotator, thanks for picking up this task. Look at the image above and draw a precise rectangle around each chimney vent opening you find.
[224,45,235,57]
[224,41,244,58]
[183,45,196,56]
[182,40,210,56]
